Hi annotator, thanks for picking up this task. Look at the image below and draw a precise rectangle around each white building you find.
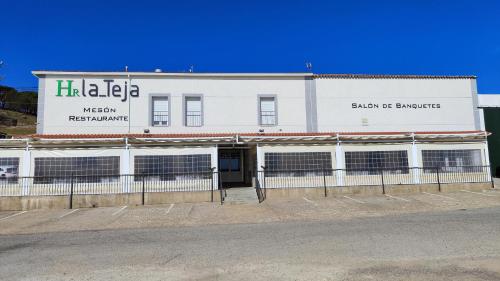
[0,71,490,195]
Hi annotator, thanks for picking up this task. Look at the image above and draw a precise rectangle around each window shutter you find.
[186,97,201,112]
[185,96,202,126]
[260,97,275,112]
[153,98,169,112]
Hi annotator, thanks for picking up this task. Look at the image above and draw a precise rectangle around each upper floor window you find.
[184,96,203,127]
[259,96,276,126]
[152,96,169,126]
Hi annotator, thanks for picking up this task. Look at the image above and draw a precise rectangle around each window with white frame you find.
[33,156,120,184]
[184,96,202,126]
[259,96,276,125]
[264,152,332,177]
[134,154,212,181]
[0,157,20,183]
[345,151,409,175]
[152,96,169,126]
[422,149,482,173]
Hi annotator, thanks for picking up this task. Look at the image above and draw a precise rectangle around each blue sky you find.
[1,0,500,93]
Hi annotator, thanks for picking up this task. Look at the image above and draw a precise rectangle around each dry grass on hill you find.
[0,109,36,136]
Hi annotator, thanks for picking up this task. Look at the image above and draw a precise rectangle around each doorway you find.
[218,148,253,187]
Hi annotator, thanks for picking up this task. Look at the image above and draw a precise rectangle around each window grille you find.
[134,154,211,181]
[264,152,332,177]
[0,157,20,183]
[345,151,409,175]
[185,96,202,126]
[259,96,276,125]
[422,149,482,173]
[152,97,169,126]
[34,156,120,183]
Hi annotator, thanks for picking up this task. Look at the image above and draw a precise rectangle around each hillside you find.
[0,109,36,136]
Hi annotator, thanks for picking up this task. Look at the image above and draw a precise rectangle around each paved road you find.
[1,207,500,280]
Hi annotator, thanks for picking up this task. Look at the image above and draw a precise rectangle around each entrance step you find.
[224,187,259,204]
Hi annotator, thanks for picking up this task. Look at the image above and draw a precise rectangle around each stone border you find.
[0,191,218,211]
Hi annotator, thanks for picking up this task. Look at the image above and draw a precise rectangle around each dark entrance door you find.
[218,149,248,187]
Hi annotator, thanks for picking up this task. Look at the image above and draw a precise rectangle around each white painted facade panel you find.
[315,78,478,132]
[478,94,500,107]
[35,72,481,135]
[37,75,308,134]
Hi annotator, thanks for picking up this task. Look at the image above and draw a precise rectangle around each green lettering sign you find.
[56,80,76,97]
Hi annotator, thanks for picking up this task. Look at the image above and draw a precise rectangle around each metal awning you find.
[0,131,488,148]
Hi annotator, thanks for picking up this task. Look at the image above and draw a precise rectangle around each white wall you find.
[37,73,481,135]
[478,94,500,107]
[315,78,479,132]
[38,75,308,134]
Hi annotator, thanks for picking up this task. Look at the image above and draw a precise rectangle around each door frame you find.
[218,147,253,187]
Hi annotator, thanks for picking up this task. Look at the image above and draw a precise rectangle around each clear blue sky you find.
[1,0,500,93]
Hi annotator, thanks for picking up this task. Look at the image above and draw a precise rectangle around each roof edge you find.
[31,71,314,78]
[314,74,477,79]
[31,71,477,79]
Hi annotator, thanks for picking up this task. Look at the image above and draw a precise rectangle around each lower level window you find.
[219,151,241,172]
[34,156,120,183]
[134,154,211,181]
[0,157,20,183]
[422,149,482,173]
[345,151,409,175]
[264,152,332,177]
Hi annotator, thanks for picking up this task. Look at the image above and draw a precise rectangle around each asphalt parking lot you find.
[1,190,500,280]
[1,189,500,235]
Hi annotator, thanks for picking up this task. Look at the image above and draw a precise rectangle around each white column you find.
[21,143,31,196]
[211,144,219,188]
[257,144,264,170]
[335,142,344,186]
[121,139,131,192]
[484,138,492,181]
[412,140,420,184]
[256,144,264,187]
[211,145,218,171]
[479,108,486,131]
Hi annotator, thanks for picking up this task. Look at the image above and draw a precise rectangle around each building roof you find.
[31,71,313,78]
[314,74,476,79]
[31,70,476,79]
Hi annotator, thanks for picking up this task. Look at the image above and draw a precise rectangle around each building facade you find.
[0,71,490,195]
[478,94,500,177]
